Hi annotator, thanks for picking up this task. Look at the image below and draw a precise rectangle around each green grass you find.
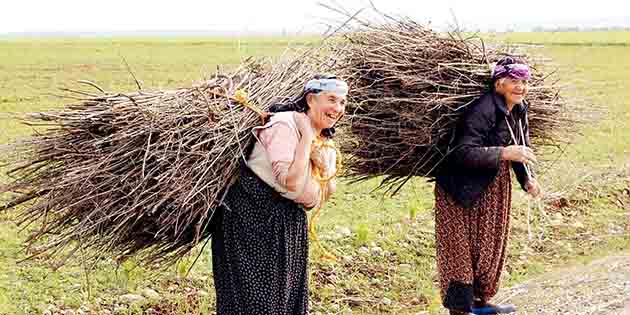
[1,34,629,314]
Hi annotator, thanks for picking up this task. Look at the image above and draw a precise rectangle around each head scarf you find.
[491,57,531,81]
[304,78,349,96]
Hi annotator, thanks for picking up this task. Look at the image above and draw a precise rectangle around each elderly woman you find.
[434,57,542,315]
[211,75,347,315]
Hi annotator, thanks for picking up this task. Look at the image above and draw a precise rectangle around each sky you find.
[1,0,629,35]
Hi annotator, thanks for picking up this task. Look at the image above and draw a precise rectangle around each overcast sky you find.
[2,0,629,34]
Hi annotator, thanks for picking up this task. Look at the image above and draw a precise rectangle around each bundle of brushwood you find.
[0,14,572,267]
[328,17,570,193]
[0,54,333,267]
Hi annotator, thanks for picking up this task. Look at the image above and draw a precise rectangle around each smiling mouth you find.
[325,113,339,120]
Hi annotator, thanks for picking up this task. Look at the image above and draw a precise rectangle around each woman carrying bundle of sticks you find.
[211,75,347,315]
[434,56,542,315]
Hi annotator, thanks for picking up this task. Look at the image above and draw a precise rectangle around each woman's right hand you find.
[501,145,537,164]
[293,112,315,140]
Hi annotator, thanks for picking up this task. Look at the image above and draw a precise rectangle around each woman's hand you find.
[525,177,542,198]
[293,112,315,140]
[310,146,327,172]
[501,145,537,164]
[311,144,337,177]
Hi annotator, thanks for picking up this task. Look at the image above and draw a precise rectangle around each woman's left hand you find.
[525,177,542,198]
[311,145,336,178]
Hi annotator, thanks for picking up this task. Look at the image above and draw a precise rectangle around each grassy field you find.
[494,30,630,45]
[1,32,629,315]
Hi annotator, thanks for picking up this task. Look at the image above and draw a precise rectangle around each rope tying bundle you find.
[309,137,343,262]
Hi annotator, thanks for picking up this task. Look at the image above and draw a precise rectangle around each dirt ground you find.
[493,254,630,315]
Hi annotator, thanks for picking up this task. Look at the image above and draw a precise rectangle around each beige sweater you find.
[247,111,324,208]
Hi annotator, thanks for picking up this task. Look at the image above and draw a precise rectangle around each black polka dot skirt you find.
[211,164,309,315]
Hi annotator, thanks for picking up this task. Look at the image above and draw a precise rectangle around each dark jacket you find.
[436,90,534,208]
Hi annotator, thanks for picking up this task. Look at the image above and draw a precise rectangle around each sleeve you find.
[451,101,503,170]
[257,122,298,188]
[297,177,321,209]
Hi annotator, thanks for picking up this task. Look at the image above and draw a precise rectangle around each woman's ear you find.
[494,79,502,92]
[305,93,316,105]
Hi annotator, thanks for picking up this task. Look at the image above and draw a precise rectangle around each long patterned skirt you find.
[434,162,512,311]
[211,165,309,315]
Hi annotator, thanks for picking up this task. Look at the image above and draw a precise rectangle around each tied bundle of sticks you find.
[0,53,334,267]
[327,16,570,193]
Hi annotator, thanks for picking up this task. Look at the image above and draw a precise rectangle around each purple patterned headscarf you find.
[491,57,531,81]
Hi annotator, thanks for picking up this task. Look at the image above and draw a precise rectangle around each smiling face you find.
[306,91,347,130]
[495,77,529,107]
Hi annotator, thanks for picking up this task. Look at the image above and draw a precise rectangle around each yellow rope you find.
[308,137,343,262]
[232,89,267,124]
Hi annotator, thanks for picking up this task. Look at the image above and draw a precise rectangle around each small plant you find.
[409,202,419,220]
[355,223,369,245]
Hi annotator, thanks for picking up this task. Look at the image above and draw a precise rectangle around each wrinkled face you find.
[306,91,347,130]
[495,77,529,106]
